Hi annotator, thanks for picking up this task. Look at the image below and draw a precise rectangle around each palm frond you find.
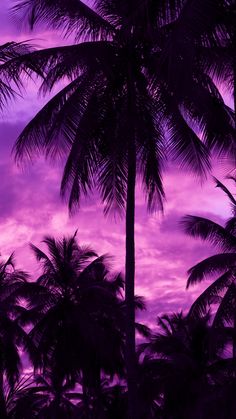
[135,322,151,338]
[182,215,236,251]
[166,102,211,178]
[136,75,165,212]
[187,253,236,287]
[12,0,115,40]
[214,177,236,206]
[188,271,234,319]
[30,243,56,273]
[60,114,99,211]
[78,254,111,284]
[226,217,236,235]
[199,45,233,87]
[181,74,235,156]
[97,85,129,215]
[176,0,227,45]
[213,283,236,327]
[98,154,128,216]
[0,41,34,104]
[14,77,82,162]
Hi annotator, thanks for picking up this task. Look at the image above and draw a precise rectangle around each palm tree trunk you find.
[82,368,91,419]
[0,373,7,419]
[234,29,236,135]
[233,332,236,358]
[233,30,236,135]
[230,45,236,355]
[125,139,139,419]
[82,364,101,418]
[233,310,236,358]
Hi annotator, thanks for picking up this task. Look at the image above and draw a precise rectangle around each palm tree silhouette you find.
[182,178,236,356]
[0,254,35,418]
[8,374,127,419]
[20,233,125,415]
[30,372,79,419]
[10,1,236,416]
[140,311,226,419]
[5,372,78,419]
[74,379,127,419]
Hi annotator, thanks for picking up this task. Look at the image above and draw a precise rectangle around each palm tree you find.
[4,372,79,419]
[0,254,35,418]
[75,379,127,419]
[28,372,79,419]
[20,233,125,414]
[9,1,236,416]
[140,311,226,419]
[7,374,126,419]
[182,177,236,356]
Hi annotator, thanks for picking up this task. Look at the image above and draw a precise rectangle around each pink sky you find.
[0,2,234,326]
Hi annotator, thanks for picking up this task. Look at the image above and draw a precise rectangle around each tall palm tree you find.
[0,254,35,419]
[9,1,236,416]
[182,178,236,356]
[20,233,125,413]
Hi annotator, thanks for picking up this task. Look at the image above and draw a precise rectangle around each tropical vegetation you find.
[0,0,235,417]
[3,0,235,416]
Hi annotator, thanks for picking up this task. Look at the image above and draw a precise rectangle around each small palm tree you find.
[20,233,125,413]
[0,254,34,418]
[75,379,127,419]
[5,372,78,419]
[140,312,225,419]
[9,2,236,416]
[182,178,236,355]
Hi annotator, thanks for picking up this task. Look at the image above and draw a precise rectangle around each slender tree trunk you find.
[231,33,236,365]
[0,373,7,419]
[233,329,236,358]
[82,368,91,419]
[234,30,236,134]
[125,139,139,419]
[233,306,236,357]
[82,364,101,418]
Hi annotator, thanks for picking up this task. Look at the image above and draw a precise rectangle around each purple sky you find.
[0,2,234,326]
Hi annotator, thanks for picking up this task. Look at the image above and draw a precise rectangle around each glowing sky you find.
[0,2,234,326]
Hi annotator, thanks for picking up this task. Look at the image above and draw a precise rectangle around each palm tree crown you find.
[0,254,35,418]
[10,0,235,212]
[21,233,125,385]
[182,178,236,333]
[140,312,226,419]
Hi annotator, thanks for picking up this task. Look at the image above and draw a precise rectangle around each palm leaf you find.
[182,215,236,252]
[213,177,236,206]
[188,271,234,319]
[187,253,236,287]
[12,0,115,40]
[213,283,236,327]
